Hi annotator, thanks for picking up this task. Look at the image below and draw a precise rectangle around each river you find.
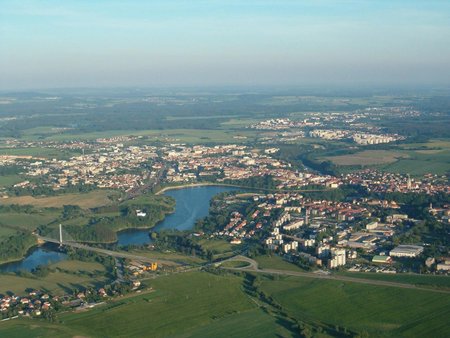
[0,185,239,272]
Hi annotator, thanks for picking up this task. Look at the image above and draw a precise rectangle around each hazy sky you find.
[1,0,450,90]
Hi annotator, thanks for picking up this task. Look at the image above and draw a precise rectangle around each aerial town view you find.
[1,1,449,338]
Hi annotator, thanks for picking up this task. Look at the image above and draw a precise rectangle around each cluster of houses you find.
[1,291,54,318]
[207,190,445,272]
[343,169,450,195]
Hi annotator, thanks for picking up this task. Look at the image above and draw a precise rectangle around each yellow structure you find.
[144,262,158,271]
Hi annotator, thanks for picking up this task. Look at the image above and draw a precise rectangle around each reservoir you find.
[117,185,240,245]
[1,185,240,272]
[0,246,67,273]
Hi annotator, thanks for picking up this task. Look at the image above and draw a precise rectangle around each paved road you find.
[37,236,179,266]
[221,256,450,295]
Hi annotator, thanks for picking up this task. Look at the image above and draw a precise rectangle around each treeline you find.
[64,224,117,243]
[0,232,36,263]
[382,191,450,219]
[0,204,35,214]
[302,184,368,202]
[8,183,97,197]
[224,175,276,190]
[153,232,214,261]
[0,165,23,176]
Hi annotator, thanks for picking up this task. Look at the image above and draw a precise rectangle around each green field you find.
[0,260,108,296]
[36,128,259,144]
[338,272,450,289]
[254,254,307,272]
[127,248,206,265]
[2,271,449,337]
[0,212,59,231]
[324,150,408,166]
[0,174,23,187]
[259,275,450,337]
[0,147,79,159]
[0,272,293,338]
[195,238,236,255]
[323,140,450,175]
[0,190,119,209]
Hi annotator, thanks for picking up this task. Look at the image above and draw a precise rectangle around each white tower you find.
[59,224,63,245]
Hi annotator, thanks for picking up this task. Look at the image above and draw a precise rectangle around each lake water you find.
[0,246,67,273]
[1,185,239,272]
[117,185,239,245]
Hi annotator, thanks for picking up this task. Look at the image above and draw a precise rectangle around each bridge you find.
[36,224,178,266]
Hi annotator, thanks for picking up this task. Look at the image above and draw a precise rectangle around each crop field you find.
[0,272,293,338]
[2,270,449,337]
[0,147,79,159]
[324,150,409,166]
[127,249,206,265]
[0,174,22,187]
[195,238,235,254]
[259,275,450,337]
[382,158,450,175]
[0,226,17,238]
[0,190,118,208]
[338,272,450,289]
[323,140,450,175]
[39,128,259,144]
[0,212,59,231]
[0,262,108,296]
[254,254,306,272]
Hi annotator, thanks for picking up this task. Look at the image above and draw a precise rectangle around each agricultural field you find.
[322,139,450,175]
[126,249,206,265]
[0,212,60,232]
[0,260,108,296]
[338,272,450,290]
[259,275,450,337]
[0,147,79,160]
[254,254,307,272]
[0,174,23,187]
[195,238,236,255]
[324,150,409,166]
[2,271,449,337]
[0,190,119,209]
[0,272,294,338]
[40,128,259,144]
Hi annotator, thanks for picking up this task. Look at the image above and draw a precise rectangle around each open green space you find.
[324,150,409,166]
[0,174,23,187]
[0,271,294,338]
[0,260,108,296]
[338,271,450,290]
[254,254,306,272]
[126,249,206,265]
[195,238,235,255]
[0,147,79,159]
[0,212,60,231]
[259,275,450,337]
[0,226,17,238]
[0,190,118,209]
[2,270,449,337]
[38,128,259,144]
[322,140,450,175]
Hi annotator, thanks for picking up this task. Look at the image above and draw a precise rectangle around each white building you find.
[389,245,424,258]
[328,248,346,268]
